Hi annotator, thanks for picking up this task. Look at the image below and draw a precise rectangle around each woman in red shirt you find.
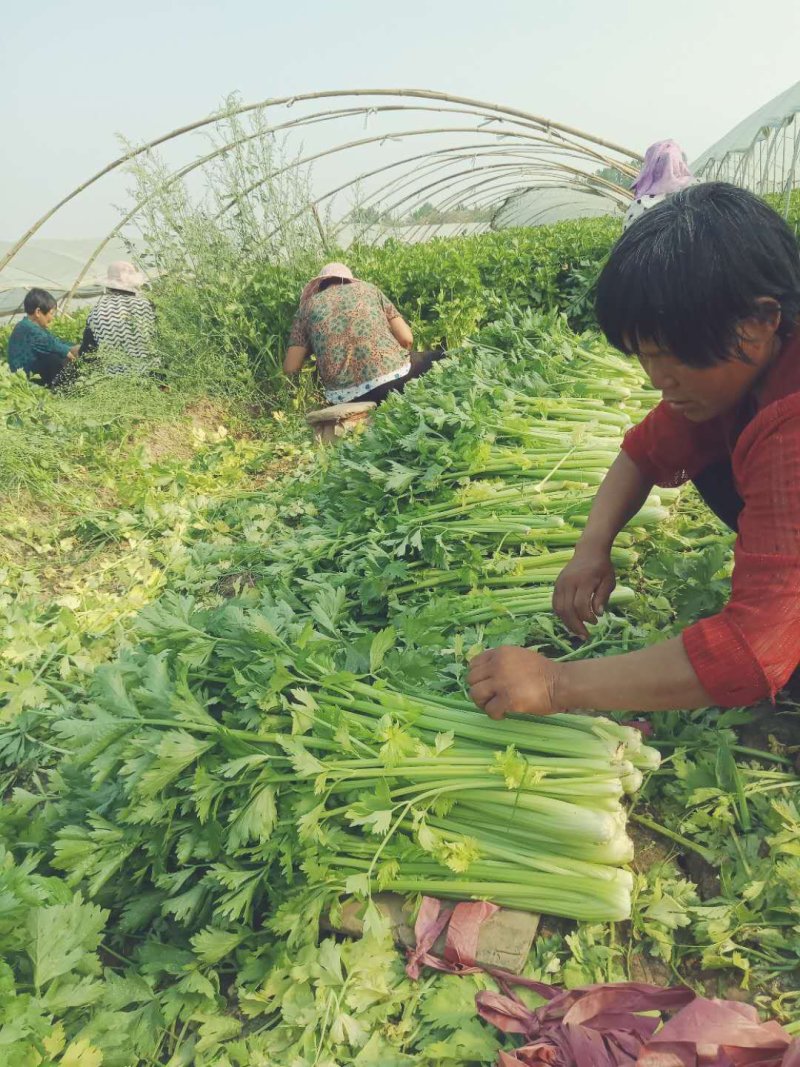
[468,183,800,718]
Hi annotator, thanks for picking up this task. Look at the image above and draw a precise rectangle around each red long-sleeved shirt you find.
[621,330,800,706]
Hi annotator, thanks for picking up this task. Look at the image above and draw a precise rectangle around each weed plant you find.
[124,98,328,405]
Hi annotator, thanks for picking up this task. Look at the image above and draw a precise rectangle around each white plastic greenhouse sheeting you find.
[492,185,623,229]
[0,189,618,318]
[0,225,488,315]
[335,221,487,245]
[0,238,143,316]
[692,80,800,173]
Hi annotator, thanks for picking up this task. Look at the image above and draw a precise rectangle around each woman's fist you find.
[467,646,561,720]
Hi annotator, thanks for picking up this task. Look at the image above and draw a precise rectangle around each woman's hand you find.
[467,646,561,719]
[552,543,616,640]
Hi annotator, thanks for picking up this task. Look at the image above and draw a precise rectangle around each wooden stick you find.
[4,87,641,278]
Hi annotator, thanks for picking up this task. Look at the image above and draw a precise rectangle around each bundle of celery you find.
[43,590,658,930]
[292,676,659,922]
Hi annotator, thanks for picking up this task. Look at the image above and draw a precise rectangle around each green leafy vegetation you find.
[135,217,619,403]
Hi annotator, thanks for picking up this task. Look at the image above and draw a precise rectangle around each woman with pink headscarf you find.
[283,262,445,404]
[623,140,698,231]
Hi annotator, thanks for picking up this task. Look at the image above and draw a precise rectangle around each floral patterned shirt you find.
[288,280,410,402]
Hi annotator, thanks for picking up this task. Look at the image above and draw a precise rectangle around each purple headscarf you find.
[631,140,696,198]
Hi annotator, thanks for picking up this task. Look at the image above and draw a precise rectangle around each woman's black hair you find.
[317,276,352,293]
[23,288,57,315]
[596,182,800,367]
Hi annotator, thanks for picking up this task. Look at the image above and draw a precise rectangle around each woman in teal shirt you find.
[7,289,79,386]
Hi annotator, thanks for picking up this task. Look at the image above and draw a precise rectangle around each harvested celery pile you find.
[6,308,797,1066]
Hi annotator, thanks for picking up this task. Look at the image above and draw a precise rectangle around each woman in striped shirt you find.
[80,261,157,375]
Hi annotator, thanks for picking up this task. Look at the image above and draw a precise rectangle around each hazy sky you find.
[3,0,800,240]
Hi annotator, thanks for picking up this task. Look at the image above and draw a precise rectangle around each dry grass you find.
[116,399,231,464]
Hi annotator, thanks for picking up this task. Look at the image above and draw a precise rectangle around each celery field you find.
[0,223,799,1065]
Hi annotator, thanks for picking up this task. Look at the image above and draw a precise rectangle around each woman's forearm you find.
[557,455,708,711]
[390,316,414,350]
[554,636,712,712]
[579,451,654,550]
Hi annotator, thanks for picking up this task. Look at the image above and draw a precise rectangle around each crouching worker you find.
[468,183,800,719]
[7,289,79,386]
[79,261,157,375]
[283,262,446,404]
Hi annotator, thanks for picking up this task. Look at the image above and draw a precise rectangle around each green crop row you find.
[5,188,800,403]
[1,217,620,401]
[139,217,621,401]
